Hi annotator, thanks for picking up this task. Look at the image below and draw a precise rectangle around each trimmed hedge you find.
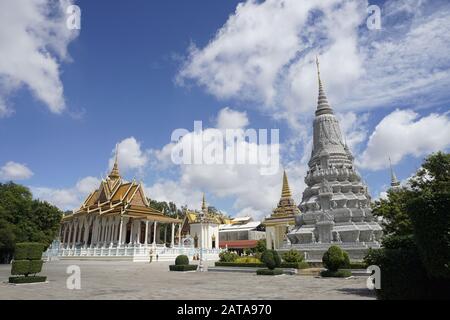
[282,249,304,263]
[8,276,47,284]
[29,260,44,274]
[175,255,189,266]
[11,260,31,276]
[256,268,283,276]
[215,262,265,268]
[169,265,198,272]
[322,246,349,272]
[320,269,352,278]
[9,242,45,283]
[349,262,367,269]
[215,261,311,269]
[14,243,44,260]
[261,250,281,270]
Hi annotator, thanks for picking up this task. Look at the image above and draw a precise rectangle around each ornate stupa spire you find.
[109,144,121,180]
[288,56,382,251]
[389,157,400,188]
[201,193,207,211]
[315,55,333,116]
[281,170,292,198]
[271,170,300,217]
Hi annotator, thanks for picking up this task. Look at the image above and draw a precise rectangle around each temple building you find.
[285,57,382,260]
[181,198,265,252]
[51,150,191,261]
[263,171,299,250]
[188,195,220,250]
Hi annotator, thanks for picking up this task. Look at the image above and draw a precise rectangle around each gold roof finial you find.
[281,170,292,198]
[109,144,121,179]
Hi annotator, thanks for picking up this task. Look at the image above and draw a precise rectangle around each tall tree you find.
[0,182,63,263]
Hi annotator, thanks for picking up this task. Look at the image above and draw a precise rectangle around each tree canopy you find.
[0,182,63,263]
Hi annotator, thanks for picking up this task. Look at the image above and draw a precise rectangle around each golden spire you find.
[281,170,292,198]
[109,144,120,179]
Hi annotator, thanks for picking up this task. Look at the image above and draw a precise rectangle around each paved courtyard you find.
[0,260,375,300]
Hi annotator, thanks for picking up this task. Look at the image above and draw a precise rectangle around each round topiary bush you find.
[261,250,281,270]
[322,246,349,272]
[175,255,189,266]
[282,249,304,263]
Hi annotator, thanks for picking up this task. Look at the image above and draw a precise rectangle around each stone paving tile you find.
[0,260,376,300]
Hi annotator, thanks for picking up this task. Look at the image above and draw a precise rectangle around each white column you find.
[118,216,124,246]
[171,223,175,248]
[129,219,134,244]
[137,220,141,244]
[178,223,182,246]
[67,223,73,248]
[153,221,158,244]
[164,224,168,244]
[144,221,149,245]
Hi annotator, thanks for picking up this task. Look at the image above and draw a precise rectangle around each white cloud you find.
[31,176,100,210]
[109,137,149,174]
[216,107,249,130]
[0,161,34,180]
[146,107,303,220]
[177,0,450,134]
[0,0,79,115]
[0,97,14,118]
[358,109,450,170]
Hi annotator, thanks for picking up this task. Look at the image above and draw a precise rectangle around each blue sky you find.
[1,0,449,219]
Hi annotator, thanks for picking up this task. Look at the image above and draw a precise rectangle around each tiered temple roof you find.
[63,149,180,224]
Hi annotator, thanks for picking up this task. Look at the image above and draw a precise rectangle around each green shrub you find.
[282,249,304,263]
[235,256,261,264]
[408,193,450,280]
[349,262,367,269]
[219,251,238,262]
[175,255,189,266]
[169,265,198,272]
[215,262,265,268]
[261,250,281,270]
[256,268,283,276]
[11,260,31,276]
[29,260,43,274]
[14,244,28,260]
[14,243,44,260]
[342,251,350,268]
[320,270,352,278]
[9,276,47,284]
[322,246,349,272]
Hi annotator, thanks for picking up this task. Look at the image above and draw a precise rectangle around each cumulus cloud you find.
[109,137,149,174]
[0,0,79,115]
[177,0,450,133]
[216,107,249,130]
[31,176,101,210]
[146,107,303,220]
[358,109,450,170]
[0,161,34,180]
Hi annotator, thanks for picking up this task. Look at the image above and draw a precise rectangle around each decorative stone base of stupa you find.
[278,241,381,262]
